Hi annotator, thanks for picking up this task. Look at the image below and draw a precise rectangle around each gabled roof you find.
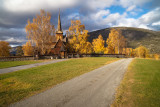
[52,38,66,49]
[51,42,56,48]
[60,44,66,52]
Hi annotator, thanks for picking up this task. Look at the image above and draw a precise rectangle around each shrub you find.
[154,54,159,60]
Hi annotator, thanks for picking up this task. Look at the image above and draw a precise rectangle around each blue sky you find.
[0,0,160,46]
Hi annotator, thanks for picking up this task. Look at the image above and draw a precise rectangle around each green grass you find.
[112,58,160,107]
[0,57,119,106]
[0,60,45,69]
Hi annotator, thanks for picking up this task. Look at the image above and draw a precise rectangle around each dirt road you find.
[10,58,133,107]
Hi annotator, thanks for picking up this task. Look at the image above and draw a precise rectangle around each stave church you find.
[50,10,68,58]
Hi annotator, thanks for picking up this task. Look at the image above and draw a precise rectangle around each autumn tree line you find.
[0,10,159,60]
[66,20,158,59]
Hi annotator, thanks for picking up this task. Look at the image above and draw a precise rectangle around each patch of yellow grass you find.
[111,59,135,107]
[0,77,31,91]
[112,58,160,107]
[0,77,32,106]
[105,58,120,65]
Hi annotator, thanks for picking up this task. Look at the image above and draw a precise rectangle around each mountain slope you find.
[88,27,160,54]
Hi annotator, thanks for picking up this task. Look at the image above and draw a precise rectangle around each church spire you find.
[56,9,63,34]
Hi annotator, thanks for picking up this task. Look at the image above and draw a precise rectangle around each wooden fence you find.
[67,54,126,58]
[0,54,126,61]
[0,56,34,61]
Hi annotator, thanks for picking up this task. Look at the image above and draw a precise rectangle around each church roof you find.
[60,44,66,52]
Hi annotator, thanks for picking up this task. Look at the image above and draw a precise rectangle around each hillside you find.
[88,27,160,54]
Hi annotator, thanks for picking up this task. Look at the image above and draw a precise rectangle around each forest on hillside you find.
[89,27,160,54]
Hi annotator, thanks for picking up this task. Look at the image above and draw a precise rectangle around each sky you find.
[0,0,160,47]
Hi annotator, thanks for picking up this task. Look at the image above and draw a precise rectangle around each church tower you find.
[56,9,63,40]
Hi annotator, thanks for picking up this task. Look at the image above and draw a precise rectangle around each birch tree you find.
[67,20,92,54]
[135,45,149,58]
[106,28,126,54]
[25,9,55,55]
[22,41,34,56]
[92,35,105,54]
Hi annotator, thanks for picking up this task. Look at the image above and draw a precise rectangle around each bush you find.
[135,45,149,58]
[154,54,159,60]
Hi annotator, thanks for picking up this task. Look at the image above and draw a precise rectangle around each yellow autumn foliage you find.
[22,41,34,56]
[68,20,92,54]
[135,45,149,58]
[92,35,105,54]
[0,41,11,57]
[154,54,159,60]
[106,29,126,54]
[104,48,109,54]
[25,9,55,55]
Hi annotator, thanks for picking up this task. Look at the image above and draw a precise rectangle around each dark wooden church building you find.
[50,10,67,58]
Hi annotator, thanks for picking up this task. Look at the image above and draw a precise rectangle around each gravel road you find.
[10,58,133,107]
[0,59,68,74]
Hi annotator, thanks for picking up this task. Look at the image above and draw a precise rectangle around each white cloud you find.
[116,18,138,27]
[130,12,137,16]
[116,8,160,30]
[86,0,117,10]
[152,21,160,26]
[10,45,19,47]
[2,0,79,12]
[80,9,110,26]
[1,0,155,15]
[120,0,152,8]
[126,5,136,11]
[4,36,27,46]
[94,10,110,19]
[68,13,80,20]
[83,7,160,31]
[139,8,160,24]
[104,13,121,23]
[3,0,141,13]
[98,12,127,26]
[138,24,151,29]
[5,37,25,43]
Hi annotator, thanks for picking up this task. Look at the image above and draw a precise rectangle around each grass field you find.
[0,60,45,69]
[112,58,160,107]
[0,57,119,106]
